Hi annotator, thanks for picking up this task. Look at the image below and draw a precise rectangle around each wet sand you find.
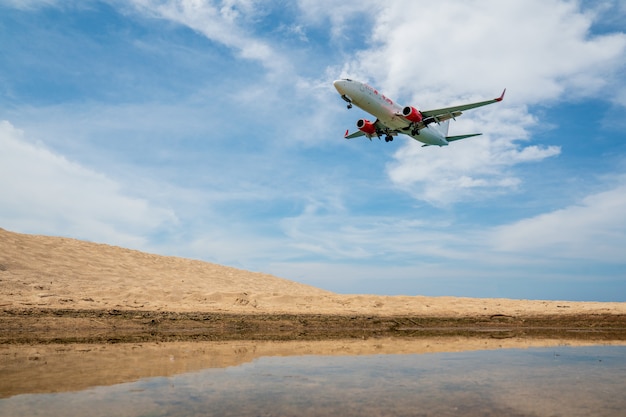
[2,308,626,345]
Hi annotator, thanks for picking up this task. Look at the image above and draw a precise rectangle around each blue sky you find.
[1,0,625,301]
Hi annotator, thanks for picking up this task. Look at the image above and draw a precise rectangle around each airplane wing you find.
[420,89,506,119]
[344,129,365,139]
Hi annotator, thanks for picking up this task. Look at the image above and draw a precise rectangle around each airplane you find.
[333,78,505,147]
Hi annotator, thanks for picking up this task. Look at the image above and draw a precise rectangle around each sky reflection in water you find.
[1,345,625,417]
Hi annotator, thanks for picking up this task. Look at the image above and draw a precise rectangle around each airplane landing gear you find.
[385,135,393,142]
[340,94,353,109]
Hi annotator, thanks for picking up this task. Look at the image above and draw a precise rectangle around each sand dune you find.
[1,228,624,316]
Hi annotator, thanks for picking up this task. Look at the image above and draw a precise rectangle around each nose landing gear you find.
[340,94,353,109]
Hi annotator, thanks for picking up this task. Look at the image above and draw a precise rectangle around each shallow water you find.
[1,343,625,417]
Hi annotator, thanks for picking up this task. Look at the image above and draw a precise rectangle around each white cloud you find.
[386,108,561,206]
[267,171,626,289]
[0,120,177,247]
[280,206,464,263]
[126,0,292,76]
[349,0,626,103]
[295,0,382,43]
[490,178,626,263]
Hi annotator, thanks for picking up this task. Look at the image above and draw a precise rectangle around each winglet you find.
[495,88,506,102]
[344,129,349,138]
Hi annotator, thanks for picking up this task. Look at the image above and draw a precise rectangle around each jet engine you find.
[356,119,377,135]
[402,106,423,123]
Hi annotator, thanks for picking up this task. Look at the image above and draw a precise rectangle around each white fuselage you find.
[333,79,448,146]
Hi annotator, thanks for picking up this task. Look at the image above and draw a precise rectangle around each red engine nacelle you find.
[356,119,377,135]
[402,106,423,123]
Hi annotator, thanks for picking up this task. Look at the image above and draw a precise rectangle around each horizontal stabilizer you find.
[423,133,482,147]
[446,133,482,142]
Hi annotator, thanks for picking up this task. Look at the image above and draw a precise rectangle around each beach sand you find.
[1,227,625,344]
[1,228,624,316]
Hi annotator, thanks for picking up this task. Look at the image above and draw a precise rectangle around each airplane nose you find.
[333,79,345,93]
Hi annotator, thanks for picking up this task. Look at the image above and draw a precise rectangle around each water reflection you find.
[1,340,625,417]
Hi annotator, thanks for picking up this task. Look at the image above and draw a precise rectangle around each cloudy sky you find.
[1,0,625,301]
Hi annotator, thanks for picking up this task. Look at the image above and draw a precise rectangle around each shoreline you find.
[2,308,625,344]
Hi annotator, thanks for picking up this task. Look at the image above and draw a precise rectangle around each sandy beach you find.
[1,227,625,344]
[1,228,625,401]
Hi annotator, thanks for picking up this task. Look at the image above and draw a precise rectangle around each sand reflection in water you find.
[1,338,625,417]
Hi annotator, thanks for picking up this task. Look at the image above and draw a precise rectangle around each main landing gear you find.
[347,103,352,109]
[385,135,393,142]
[410,123,420,136]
